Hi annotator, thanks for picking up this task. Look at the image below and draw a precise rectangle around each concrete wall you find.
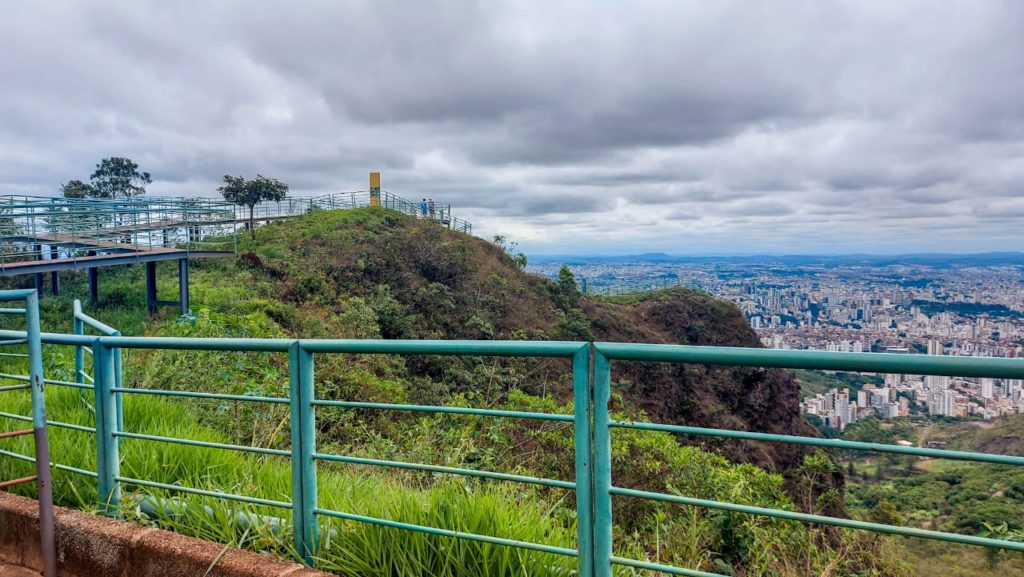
[0,493,329,577]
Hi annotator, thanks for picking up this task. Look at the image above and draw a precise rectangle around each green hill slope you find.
[234,209,819,479]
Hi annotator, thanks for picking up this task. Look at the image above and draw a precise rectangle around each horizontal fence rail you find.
[0,323,591,573]
[1,309,1024,576]
[591,343,1024,576]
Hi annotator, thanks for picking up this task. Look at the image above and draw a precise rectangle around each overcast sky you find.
[2,1,1022,255]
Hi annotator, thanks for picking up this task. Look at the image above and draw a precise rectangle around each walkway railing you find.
[0,195,239,269]
[0,190,472,271]
[1,304,1024,576]
[237,190,472,234]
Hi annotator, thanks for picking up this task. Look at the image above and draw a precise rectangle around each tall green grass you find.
[0,385,576,576]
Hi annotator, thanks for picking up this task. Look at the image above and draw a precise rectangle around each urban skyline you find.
[531,253,1024,426]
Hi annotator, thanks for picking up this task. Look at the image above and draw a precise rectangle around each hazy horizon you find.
[528,250,1024,257]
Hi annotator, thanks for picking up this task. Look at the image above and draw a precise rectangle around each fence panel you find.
[3,308,1024,575]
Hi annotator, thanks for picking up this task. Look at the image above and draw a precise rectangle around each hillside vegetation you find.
[0,208,908,575]
[835,416,1024,575]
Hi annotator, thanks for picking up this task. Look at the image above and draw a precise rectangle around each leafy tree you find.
[89,157,152,198]
[795,450,840,514]
[217,174,289,238]
[555,265,581,310]
[868,500,904,525]
[980,521,1024,568]
[60,179,94,199]
[558,308,594,341]
[492,235,527,270]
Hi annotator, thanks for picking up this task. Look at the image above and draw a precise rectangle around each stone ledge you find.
[0,493,331,577]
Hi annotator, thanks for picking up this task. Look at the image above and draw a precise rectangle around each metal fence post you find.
[592,350,613,577]
[94,341,121,516]
[572,345,595,577]
[114,345,124,443]
[25,291,57,577]
[299,347,319,561]
[290,342,319,564]
[73,314,85,404]
[288,342,306,561]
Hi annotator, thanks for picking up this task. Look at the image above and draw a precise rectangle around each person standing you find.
[420,198,428,219]
[428,198,436,220]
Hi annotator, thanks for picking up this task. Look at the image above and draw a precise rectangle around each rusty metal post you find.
[25,290,57,577]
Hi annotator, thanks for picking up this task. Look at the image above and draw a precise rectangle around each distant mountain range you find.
[528,252,1024,268]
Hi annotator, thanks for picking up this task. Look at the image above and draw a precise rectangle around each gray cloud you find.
[1,0,1022,254]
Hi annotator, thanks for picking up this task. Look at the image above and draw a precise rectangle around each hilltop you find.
[229,208,816,476]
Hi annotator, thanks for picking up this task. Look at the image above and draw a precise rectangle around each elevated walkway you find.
[0,191,472,312]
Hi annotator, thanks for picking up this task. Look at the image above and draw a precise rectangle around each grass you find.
[0,381,576,576]
[899,538,1024,576]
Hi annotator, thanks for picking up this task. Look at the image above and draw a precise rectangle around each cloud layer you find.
[2,1,1022,254]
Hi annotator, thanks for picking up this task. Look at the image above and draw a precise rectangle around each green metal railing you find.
[232,190,472,234]
[0,190,472,272]
[380,191,472,234]
[0,195,240,267]
[591,344,1024,576]
[2,306,1024,576]
[0,289,56,577]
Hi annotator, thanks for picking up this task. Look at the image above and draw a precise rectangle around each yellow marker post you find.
[369,172,381,207]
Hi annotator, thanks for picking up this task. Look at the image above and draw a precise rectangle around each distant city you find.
[529,253,1024,425]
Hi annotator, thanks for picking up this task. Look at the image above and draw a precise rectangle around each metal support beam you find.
[145,261,158,313]
[290,343,319,564]
[49,246,59,296]
[95,342,121,516]
[88,268,98,304]
[0,248,229,278]
[34,273,43,295]
[592,351,613,577]
[178,258,189,315]
[572,345,595,577]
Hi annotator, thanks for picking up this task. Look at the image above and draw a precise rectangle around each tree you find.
[89,157,151,198]
[60,179,94,199]
[492,235,528,270]
[555,264,581,310]
[868,500,904,525]
[218,174,289,239]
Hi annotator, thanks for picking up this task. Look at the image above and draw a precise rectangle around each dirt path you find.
[913,458,937,472]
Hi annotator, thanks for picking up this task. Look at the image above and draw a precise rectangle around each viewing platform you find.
[0,190,471,313]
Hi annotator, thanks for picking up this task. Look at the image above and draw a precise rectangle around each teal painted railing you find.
[0,191,471,270]
[2,305,1024,576]
[0,195,240,266]
[0,289,56,577]
[230,190,472,234]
